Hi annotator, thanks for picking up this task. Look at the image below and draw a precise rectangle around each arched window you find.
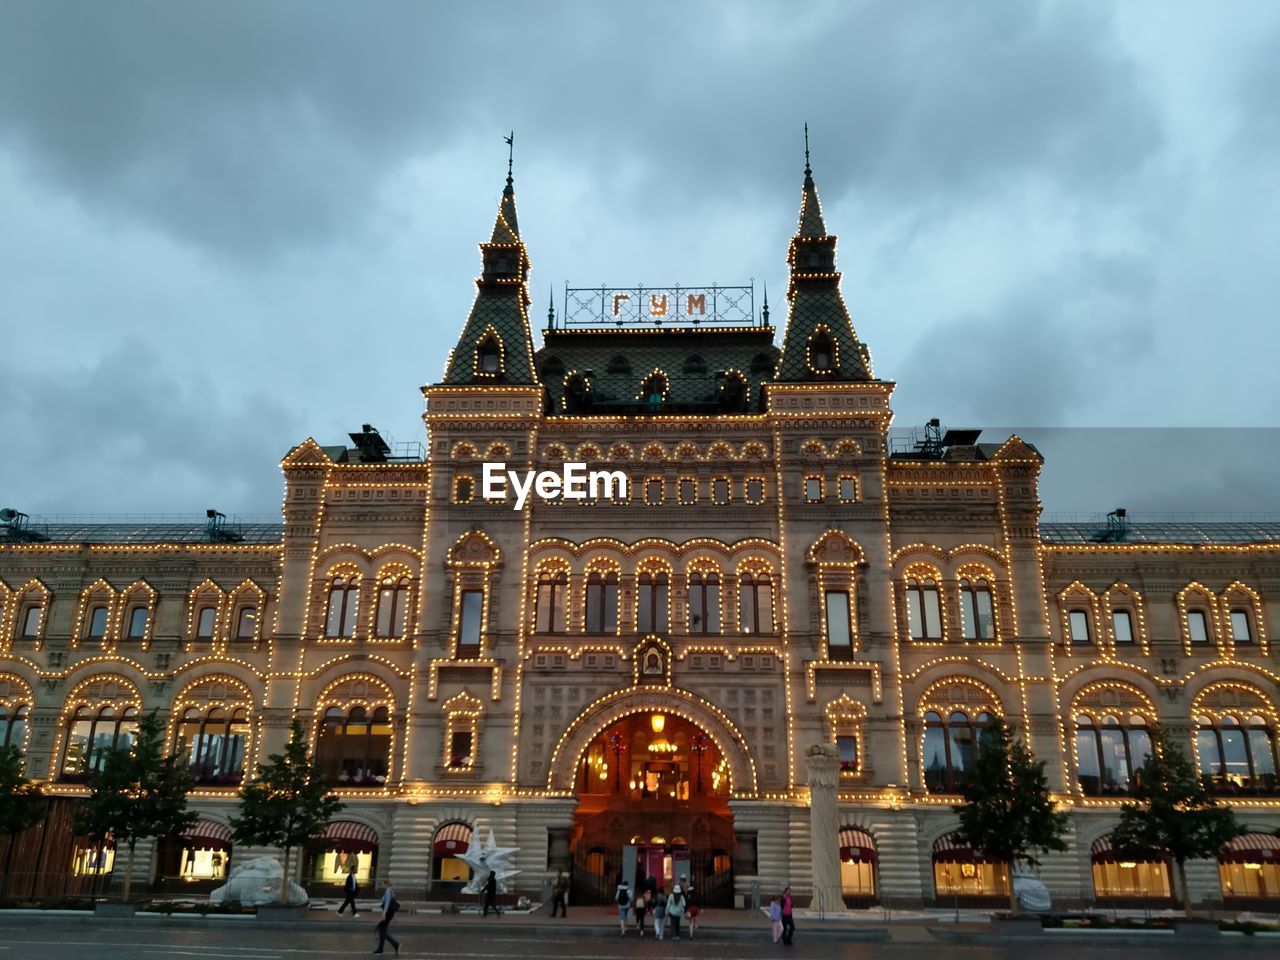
[1075,714,1152,795]
[607,355,632,375]
[85,605,109,641]
[60,705,138,781]
[325,576,359,637]
[18,604,43,640]
[176,707,249,785]
[750,353,775,376]
[738,572,773,635]
[316,705,392,787]
[234,605,257,642]
[124,606,149,641]
[431,822,473,887]
[585,571,619,634]
[683,355,707,376]
[838,827,877,900]
[641,372,667,408]
[476,334,502,377]
[922,710,995,793]
[808,328,835,372]
[637,571,669,633]
[959,579,995,640]
[687,570,721,634]
[906,577,942,640]
[1229,609,1254,644]
[1091,835,1171,900]
[374,577,410,638]
[540,356,565,382]
[1111,608,1135,644]
[195,606,217,642]
[0,705,28,751]
[535,569,568,633]
[1197,714,1278,793]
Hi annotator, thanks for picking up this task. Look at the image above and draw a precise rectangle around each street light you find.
[690,733,711,794]
[608,731,625,793]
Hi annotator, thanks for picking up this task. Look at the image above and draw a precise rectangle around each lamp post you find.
[690,733,710,794]
[609,731,625,793]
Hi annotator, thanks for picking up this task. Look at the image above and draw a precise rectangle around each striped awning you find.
[1220,833,1280,864]
[1090,834,1168,864]
[839,827,877,863]
[931,833,994,864]
[433,821,472,859]
[319,820,379,854]
[183,819,232,851]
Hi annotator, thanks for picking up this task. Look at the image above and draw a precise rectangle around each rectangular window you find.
[1068,610,1091,644]
[645,477,664,505]
[1112,610,1134,645]
[236,607,257,641]
[804,475,823,503]
[453,475,474,504]
[837,475,857,503]
[825,590,852,659]
[744,477,765,504]
[1231,610,1253,644]
[458,590,484,654]
[678,478,697,505]
[1187,609,1209,644]
[836,735,858,773]
[20,606,41,639]
[711,477,730,505]
[449,730,474,767]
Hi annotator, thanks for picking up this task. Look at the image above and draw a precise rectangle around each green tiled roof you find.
[776,284,871,381]
[537,328,779,415]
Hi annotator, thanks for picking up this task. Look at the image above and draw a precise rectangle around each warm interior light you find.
[651,713,665,733]
[1118,861,1137,869]
[1244,862,1263,871]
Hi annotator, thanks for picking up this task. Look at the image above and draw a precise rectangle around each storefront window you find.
[1197,714,1279,793]
[60,705,138,781]
[1076,713,1151,795]
[316,705,392,787]
[933,835,1007,899]
[1220,834,1280,900]
[839,828,877,898]
[72,841,115,876]
[923,710,995,792]
[176,707,249,784]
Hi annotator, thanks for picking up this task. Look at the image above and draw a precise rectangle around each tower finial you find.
[762,280,770,326]
[547,288,556,329]
[504,131,515,191]
[804,122,811,178]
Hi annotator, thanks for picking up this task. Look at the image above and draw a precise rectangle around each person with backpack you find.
[338,865,360,916]
[551,871,569,918]
[652,886,667,940]
[681,875,700,938]
[372,879,401,955]
[667,884,686,940]
[614,876,632,936]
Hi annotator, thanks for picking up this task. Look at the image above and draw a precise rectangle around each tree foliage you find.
[73,711,196,901]
[0,745,44,840]
[230,719,343,903]
[1110,727,1243,912]
[952,718,1069,912]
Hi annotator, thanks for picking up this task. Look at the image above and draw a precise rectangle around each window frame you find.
[824,589,853,659]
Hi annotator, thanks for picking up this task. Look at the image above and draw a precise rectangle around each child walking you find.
[770,896,783,943]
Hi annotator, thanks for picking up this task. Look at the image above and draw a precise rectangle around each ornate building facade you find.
[1,155,1278,908]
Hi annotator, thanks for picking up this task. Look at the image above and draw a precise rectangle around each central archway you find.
[551,688,755,908]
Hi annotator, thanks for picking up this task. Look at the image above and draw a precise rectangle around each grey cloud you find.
[0,338,301,514]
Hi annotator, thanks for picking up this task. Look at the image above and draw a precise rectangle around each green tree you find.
[74,711,196,902]
[952,717,1069,914]
[1110,727,1243,915]
[0,744,44,898]
[230,719,342,904]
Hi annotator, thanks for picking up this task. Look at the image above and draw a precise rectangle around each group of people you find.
[769,885,796,945]
[613,873,700,940]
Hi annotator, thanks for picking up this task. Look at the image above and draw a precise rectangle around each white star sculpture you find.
[459,829,521,895]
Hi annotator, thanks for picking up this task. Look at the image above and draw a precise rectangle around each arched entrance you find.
[564,705,741,907]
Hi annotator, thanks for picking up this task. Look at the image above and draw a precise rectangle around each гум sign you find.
[482,462,628,510]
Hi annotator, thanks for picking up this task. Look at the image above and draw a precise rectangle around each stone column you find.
[546,827,572,873]
[804,743,846,914]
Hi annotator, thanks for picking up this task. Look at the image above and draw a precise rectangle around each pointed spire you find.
[797,123,827,238]
[775,131,872,383]
[761,281,770,327]
[442,147,538,386]
[547,288,556,330]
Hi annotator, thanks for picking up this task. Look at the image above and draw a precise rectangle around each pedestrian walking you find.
[682,874,700,938]
[633,884,649,936]
[483,870,499,917]
[769,896,783,943]
[667,884,686,940]
[780,885,795,946]
[338,865,360,916]
[551,871,568,917]
[652,887,667,940]
[372,879,400,955]
[615,877,632,935]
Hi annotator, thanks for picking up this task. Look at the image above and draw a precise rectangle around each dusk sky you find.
[2,1,1278,519]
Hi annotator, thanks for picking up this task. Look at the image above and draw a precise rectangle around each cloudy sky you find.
[2,1,1278,520]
